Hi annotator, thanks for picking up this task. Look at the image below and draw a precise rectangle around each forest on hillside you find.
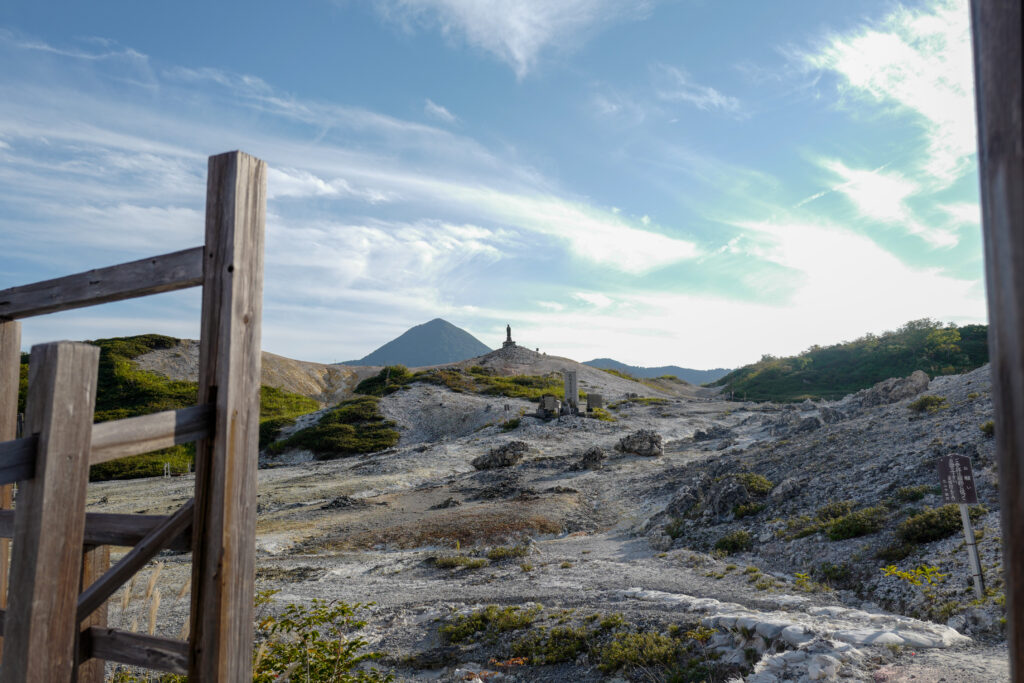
[711,319,988,402]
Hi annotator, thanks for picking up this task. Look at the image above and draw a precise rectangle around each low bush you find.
[665,518,687,540]
[894,485,933,503]
[733,502,765,519]
[486,545,529,561]
[816,500,854,521]
[354,365,413,396]
[737,473,773,496]
[898,505,985,544]
[434,555,488,570]
[827,506,887,541]
[980,420,995,438]
[590,407,616,422]
[512,625,590,664]
[598,631,683,673]
[908,395,947,414]
[714,530,752,554]
[441,604,541,643]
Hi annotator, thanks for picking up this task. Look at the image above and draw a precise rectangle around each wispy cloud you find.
[373,0,656,79]
[424,98,458,123]
[804,0,975,185]
[653,64,742,115]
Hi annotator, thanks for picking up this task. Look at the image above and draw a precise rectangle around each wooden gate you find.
[0,150,265,681]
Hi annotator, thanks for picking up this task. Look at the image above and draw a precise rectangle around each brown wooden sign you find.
[937,454,978,505]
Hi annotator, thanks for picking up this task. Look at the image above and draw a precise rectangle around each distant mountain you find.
[342,319,492,367]
[583,358,731,385]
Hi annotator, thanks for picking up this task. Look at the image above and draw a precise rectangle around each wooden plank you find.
[190,150,265,681]
[90,404,213,464]
[0,342,99,682]
[80,627,188,675]
[77,499,194,622]
[0,246,203,320]
[0,320,20,661]
[970,3,1024,680]
[0,509,191,550]
[77,544,110,683]
[0,435,35,485]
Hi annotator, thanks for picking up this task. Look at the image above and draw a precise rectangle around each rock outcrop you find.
[615,429,664,457]
[472,441,529,470]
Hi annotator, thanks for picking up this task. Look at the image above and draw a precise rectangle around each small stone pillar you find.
[587,393,603,412]
[563,370,579,414]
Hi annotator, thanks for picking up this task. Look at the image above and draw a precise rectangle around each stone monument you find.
[563,370,579,414]
[503,323,516,348]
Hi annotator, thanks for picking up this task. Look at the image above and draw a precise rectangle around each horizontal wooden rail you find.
[80,627,188,675]
[0,246,203,320]
[90,404,213,465]
[77,499,194,622]
[0,435,35,484]
[0,510,191,551]
[0,405,212,485]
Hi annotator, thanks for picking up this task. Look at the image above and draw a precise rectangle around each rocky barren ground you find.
[91,346,1010,681]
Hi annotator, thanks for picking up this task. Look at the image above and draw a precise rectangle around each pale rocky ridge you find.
[104,344,1008,681]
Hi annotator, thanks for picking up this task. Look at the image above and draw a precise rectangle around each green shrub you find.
[486,545,529,561]
[590,407,616,422]
[500,418,521,432]
[512,625,590,664]
[733,502,765,519]
[665,518,686,540]
[253,593,392,682]
[598,613,626,630]
[895,485,932,503]
[737,473,773,496]
[827,506,887,540]
[441,604,541,643]
[980,420,995,438]
[714,530,752,553]
[354,365,413,396]
[270,396,399,459]
[816,500,855,521]
[598,631,682,673]
[898,505,985,544]
[908,395,947,414]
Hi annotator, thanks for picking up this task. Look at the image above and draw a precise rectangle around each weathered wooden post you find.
[0,320,20,658]
[0,342,99,682]
[970,2,1024,679]
[189,150,266,680]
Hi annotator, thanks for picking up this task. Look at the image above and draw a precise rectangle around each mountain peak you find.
[344,319,492,367]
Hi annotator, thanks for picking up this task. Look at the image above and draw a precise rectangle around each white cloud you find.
[805,0,975,185]
[939,202,980,226]
[424,98,458,123]
[654,64,742,115]
[821,159,919,224]
[268,167,395,203]
[375,0,655,79]
[573,292,614,308]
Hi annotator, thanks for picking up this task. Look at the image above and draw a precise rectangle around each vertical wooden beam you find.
[970,2,1024,680]
[76,544,110,683]
[0,320,20,659]
[0,342,99,682]
[189,151,265,681]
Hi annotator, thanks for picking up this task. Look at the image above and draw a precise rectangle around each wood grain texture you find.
[970,2,1024,679]
[0,320,19,659]
[90,404,213,464]
[0,246,203,320]
[81,627,188,675]
[0,436,35,485]
[0,509,191,551]
[190,150,266,681]
[77,499,194,622]
[0,342,99,683]
[77,544,110,683]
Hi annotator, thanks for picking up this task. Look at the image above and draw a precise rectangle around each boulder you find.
[472,441,529,470]
[771,477,801,502]
[707,479,750,516]
[615,429,664,457]
[693,425,735,441]
[794,416,823,434]
[570,445,606,471]
[819,407,843,424]
[665,476,709,517]
[856,370,930,407]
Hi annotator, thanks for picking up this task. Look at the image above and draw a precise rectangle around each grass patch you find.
[608,397,670,409]
[268,396,399,459]
[590,407,616,422]
[733,502,765,519]
[441,605,541,643]
[597,631,683,673]
[486,545,530,561]
[895,485,933,503]
[512,626,590,664]
[736,473,773,496]
[980,420,995,438]
[355,365,570,403]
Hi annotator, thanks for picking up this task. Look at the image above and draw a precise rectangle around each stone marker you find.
[587,393,603,411]
[563,370,579,414]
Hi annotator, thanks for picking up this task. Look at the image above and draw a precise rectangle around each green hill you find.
[712,319,988,402]
[17,334,319,481]
[583,358,730,384]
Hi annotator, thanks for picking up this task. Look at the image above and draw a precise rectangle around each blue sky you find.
[0,0,985,368]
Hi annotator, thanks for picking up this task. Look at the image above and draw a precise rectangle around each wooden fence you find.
[0,150,265,681]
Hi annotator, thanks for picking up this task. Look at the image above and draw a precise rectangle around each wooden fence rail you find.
[0,150,264,681]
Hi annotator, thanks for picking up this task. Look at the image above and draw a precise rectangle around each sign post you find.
[937,454,984,600]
